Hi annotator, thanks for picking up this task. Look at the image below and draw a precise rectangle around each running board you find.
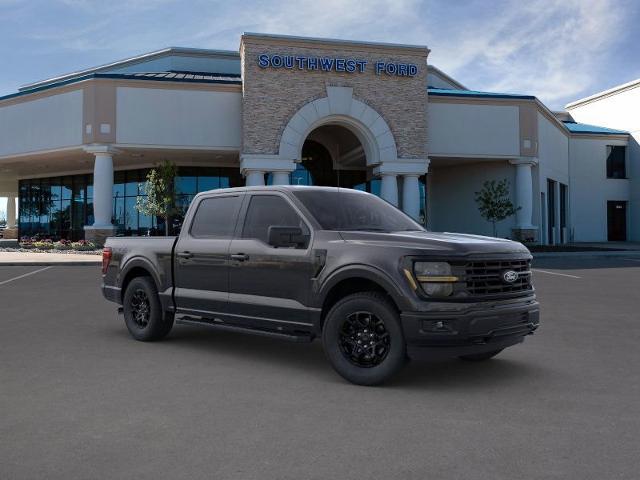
[176,316,314,343]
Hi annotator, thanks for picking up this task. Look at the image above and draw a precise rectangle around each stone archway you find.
[278,86,398,167]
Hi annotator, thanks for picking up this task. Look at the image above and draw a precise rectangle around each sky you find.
[1,0,640,214]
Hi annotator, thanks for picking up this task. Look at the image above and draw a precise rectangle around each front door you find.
[227,193,316,332]
[173,193,244,317]
[607,201,627,241]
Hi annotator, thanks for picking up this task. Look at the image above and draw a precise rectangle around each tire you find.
[122,276,173,342]
[459,349,503,362]
[322,292,406,386]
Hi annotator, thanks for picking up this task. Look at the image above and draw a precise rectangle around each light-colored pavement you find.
[1,259,640,479]
[0,251,101,265]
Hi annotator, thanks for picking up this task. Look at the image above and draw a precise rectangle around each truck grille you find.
[464,259,532,296]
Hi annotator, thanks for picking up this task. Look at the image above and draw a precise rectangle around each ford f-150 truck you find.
[102,186,539,385]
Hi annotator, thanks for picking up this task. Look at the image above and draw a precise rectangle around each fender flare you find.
[118,256,163,294]
[317,264,411,312]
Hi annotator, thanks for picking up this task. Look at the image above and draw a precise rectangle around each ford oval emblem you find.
[502,270,519,284]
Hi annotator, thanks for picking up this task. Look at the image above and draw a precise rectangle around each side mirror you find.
[267,226,308,248]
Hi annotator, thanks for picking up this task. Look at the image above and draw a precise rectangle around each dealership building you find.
[0,33,637,244]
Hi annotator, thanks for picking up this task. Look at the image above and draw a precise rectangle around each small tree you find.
[136,160,178,235]
[474,179,519,237]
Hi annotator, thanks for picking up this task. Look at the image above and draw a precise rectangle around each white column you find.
[92,152,114,227]
[510,158,537,229]
[401,174,420,220]
[271,171,290,185]
[6,196,16,229]
[380,174,398,206]
[84,146,118,233]
[245,170,265,187]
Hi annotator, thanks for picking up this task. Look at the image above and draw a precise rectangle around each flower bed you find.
[0,237,102,255]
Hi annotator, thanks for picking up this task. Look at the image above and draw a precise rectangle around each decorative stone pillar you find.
[401,175,421,220]
[271,171,290,185]
[84,145,117,245]
[245,170,265,186]
[380,174,399,206]
[509,157,538,243]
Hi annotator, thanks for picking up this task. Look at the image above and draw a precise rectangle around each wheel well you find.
[120,267,154,301]
[320,277,399,327]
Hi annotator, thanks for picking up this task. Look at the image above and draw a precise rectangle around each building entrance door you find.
[607,201,627,241]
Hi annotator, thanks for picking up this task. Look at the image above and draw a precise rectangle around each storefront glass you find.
[18,167,242,240]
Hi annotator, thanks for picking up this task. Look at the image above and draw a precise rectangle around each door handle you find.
[230,253,249,262]
[177,251,194,259]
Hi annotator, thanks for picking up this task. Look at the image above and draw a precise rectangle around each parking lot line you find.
[0,266,52,286]
[532,269,581,279]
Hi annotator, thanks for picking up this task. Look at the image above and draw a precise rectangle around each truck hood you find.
[338,230,530,256]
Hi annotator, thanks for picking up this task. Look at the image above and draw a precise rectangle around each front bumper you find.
[401,298,540,360]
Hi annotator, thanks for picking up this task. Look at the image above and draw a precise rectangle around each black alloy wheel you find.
[129,289,151,328]
[339,311,390,368]
[322,291,406,386]
[122,276,174,341]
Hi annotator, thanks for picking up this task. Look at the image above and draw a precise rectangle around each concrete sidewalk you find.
[0,251,102,266]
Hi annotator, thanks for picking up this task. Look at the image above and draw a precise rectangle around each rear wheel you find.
[322,292,406,386]
[122,276,173,341]
[459,349,503,362]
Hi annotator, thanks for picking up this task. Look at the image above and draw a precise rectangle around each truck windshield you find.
[293,189,424,232]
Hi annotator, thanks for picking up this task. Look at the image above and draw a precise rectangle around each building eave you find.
[565,78,640,109]
[19,47,240,93]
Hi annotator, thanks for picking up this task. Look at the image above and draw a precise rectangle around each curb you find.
[0,261,101,266]
[532,251,640,258]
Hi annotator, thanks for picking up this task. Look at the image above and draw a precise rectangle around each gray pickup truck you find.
[101,186,539,385]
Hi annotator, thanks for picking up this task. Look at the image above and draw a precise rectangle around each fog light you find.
[421,319,456,333]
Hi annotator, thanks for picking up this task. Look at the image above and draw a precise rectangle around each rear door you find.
[173,193,244,318]
[227,193,316,331]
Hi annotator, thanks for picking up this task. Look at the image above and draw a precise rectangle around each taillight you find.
[102,247,112,274]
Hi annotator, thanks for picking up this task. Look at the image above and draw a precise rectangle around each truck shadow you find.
[161,324,545,390]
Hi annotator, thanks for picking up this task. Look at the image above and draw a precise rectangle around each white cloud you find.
[426,0,630,108]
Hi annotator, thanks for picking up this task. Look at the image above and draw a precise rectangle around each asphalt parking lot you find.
[1,258,639,479]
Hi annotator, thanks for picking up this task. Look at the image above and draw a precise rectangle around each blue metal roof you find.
[562,121,628,135]
[427,87,535,100]
[0,71,242,102]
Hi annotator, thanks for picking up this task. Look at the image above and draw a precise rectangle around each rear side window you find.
[242,195,309,245]
[190,195,242,238]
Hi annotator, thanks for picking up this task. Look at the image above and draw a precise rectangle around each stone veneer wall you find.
[240,36,429,160]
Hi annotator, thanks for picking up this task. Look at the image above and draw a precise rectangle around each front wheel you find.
[122,276,173,341]
[322,292,406,386]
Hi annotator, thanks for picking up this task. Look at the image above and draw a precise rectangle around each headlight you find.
[413,262,458,297]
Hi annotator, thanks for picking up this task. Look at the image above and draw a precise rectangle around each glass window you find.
[113,171,126,199]
[61,178,73,200]
[606,146,626,179]
[242,195,308,245]
[190,195,242,238]
[176,176,197,195]
[294,189,422,232]
[198,176,219,192]
[125,197,139,234]
[125,170,140,196]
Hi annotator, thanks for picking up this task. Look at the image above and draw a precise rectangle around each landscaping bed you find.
[0,238,101,255]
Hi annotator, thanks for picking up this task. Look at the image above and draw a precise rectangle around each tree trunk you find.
[164,216,169,236]
[492,221,497,237]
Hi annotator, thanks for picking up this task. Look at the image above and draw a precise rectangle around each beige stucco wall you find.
[240,35,429,160]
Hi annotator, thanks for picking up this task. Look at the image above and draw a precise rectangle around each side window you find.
[190,195,242,238]
[242,195,309,247]
[606,145,626,179]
